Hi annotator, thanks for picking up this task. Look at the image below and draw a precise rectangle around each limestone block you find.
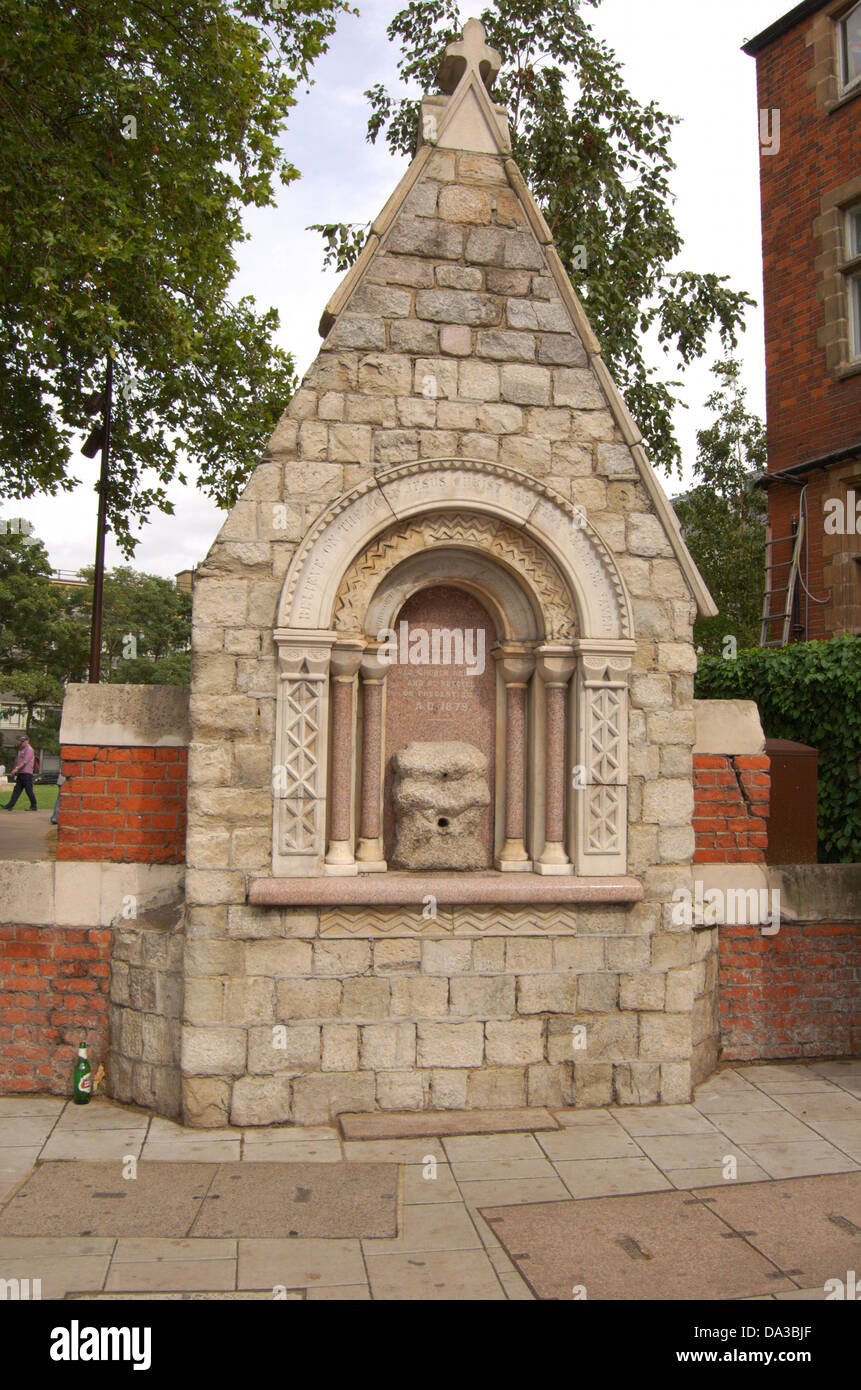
[619,972,665,1011]
[360,1022,416,1070]
[308,351,358,392]
[430,1069,469,1108]
[505,298,569,332]
[500,362,551,405]
[499,435,551,470]
[630,673,673,709]
[466,1066,526,1108]
[317,391,344,421]
[182,1026,246,1076]
[345,393,398,425]
[391,741,491,871]
[485,268,531,294]
[438,184,493,222]
[577,973,617,1012]
[277,979,342,1020]
[248,1023,320,1072]
[322,1023,359,1072]
[328,424,373,464]
[372,940,423,974]
[440,324,472,355]
[459,432,499,462]
[340,977,391,1020]
[397,397,437,428]
[185,939,244,978]
[471,940,506,973]
[417,1021,484,1068]
[517,975,579,1014]
[183,977,224,1026]
[386,216,463,260]
[350,283,413,317]
[419,429,459,456]
[504,939,553,973]
[665,968,696,1013]
[368,253,435,287]
[647,710,696,745]
[613,1062,661,1106]
[436,264,484,289]
[230,1076,293,1126]
[390,976,449,1018]
[223,977,276,1026]
[464,226,506,264]
[619,555,652,598]
[436,400,480,429]
[525,407,570,441]
[660,1062,692,1105]
[550,442,592,476]
[457,153,508,184]
[642,779,694,826]
[552,368,605,409]
[538,333,587,366]
[312,942,371,976]
[484,1020,544,1065]
[501,231,546,269]
[631,600,673,642]
[659,826,696,863]
[183,1077,231,1128]
[570,1062,613,1107]
[194,579,247,626]
[292,1072,376,1125]
[526,1062,566,1108]
[628,513,674,558]
[693,699,766,755]
[639,1014,693,1062]
[657,642,698,674]
[548,1014,637,1063]
[358,354,413,396]
[449,975,515,1019]
[597,443,638,477]
[553,938,604,972]
[478,402,523,433]
[475,329,536,361]
[458,359,501,400]
[415,289,500,326]
[421,940,472,975]
[414,355,458,399]
[604,938,650,972]
[377,1071,425,1111]
[391,320,439,354]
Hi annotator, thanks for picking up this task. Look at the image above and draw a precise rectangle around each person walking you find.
[2,734,39,811]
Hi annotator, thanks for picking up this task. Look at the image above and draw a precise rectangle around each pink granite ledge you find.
[247,872,644,906]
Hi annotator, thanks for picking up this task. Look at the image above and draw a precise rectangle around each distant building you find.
[743,0,861,641]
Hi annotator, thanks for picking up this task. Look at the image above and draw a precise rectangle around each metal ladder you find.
[760,511,806,646]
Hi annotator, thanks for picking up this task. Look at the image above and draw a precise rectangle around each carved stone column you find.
[325,642,363,875]
[536,647,576,875]
[494,647,534,871]
[573,641,632,876]
[356,649,389,871]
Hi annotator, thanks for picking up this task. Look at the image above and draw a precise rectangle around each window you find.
[846,205,861,359]
[839,0,861,90]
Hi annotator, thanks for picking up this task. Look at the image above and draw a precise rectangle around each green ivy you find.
[695,637,861,863]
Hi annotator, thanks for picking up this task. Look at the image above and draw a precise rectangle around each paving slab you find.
[39,1129,147,1161]
[691,1172,861,1289]
[242,1126,338,1143]
[555,1156,673,1199]
[190,1162,398,1239]
[105,1257,236,1293]
[737,1139,858,1180]
[744,1067,843,1095]
[457,1175,570,1206]
[442,1133,544,1163]
[237,1237,365,1289]
[0,1097,66,1118]
[480,1191,795,1300]
[776,1092,861,1123]
[714,1112,823,1145]
[342,1138,445,1164]
[613,1105,720,1137]
[536,1127,642,1162]
[552,1108,615,1127]
[663,1161,770,1188]
[69,1290,300,1300]
[0,1235,115,1299]
[142,1140,242,1162]
[0,1162,215,1237]
[806,1120,861,1162]
[402,1162,462,1205]
[307,1283,370,1300]
[339,1107,558,1140]
[362,1201,482,1255]
[112,1238,236,1262]
[636,1134,749,1171]
[0,1117,58,1148]
[239,1141,342,1163]
[447,1157,559,1183]
[53,1100,150,1131]
[364,1247,505,1300]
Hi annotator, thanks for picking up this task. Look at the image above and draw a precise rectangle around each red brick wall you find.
[0,926,110,1093]
[693,754,770,863]
[720,920,861,1059]
[57,745,187,864]
[753,22,861,638]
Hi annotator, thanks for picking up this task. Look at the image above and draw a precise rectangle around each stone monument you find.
[181,20,720,1128]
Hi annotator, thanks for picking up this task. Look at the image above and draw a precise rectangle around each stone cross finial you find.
[437,17,502,95]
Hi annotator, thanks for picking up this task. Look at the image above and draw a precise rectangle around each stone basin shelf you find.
[247,873,644,906]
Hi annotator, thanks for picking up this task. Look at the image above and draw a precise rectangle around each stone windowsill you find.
[247,872,644,907]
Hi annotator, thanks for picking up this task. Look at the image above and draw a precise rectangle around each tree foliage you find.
[674,359,767,656]
[0,0,349,553]
[317,0,754,476]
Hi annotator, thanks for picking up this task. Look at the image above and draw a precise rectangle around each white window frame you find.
[837,0,861,93]
[844,204,861,360]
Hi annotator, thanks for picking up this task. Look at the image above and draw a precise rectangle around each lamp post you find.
[81,356,113,683]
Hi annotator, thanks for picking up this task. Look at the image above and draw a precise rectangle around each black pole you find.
[88,356,112,683]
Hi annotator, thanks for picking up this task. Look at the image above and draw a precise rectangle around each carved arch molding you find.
[272,460,637,879]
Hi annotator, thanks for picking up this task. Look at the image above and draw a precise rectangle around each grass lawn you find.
[0,783,59,810]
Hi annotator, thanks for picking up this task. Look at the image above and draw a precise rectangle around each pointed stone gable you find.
[184,24,721,1129]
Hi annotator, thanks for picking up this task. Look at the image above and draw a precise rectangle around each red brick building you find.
[744,0,861,640]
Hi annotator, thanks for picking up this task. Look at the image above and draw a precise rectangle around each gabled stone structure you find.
[183,21,719,1128]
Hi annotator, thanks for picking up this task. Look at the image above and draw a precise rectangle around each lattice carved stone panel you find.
[273,638,333,874]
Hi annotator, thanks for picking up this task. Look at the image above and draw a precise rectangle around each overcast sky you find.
[21,0,787,579]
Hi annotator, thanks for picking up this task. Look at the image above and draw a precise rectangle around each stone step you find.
[338,1107,559,1141]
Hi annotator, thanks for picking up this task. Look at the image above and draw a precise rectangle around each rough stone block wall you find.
[693,754,770,863]
[107,898,184,1118]
[720,920,861,1060]
[58,745,188,864]
[0,925,110,1093]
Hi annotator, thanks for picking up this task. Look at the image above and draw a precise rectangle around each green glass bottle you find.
[73,1041,92,1105]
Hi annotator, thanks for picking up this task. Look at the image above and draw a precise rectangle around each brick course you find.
[0,925,110,1092]
[57,745,187,863]
[693,754,770,863]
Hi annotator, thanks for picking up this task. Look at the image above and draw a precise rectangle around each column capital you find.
[536,646,576,687]
[493,643,535,686]
[330,641,364,681]
[360,647,391,684]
